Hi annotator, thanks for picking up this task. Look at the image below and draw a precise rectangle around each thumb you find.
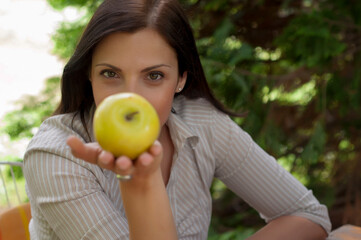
[133,140,163,175]
[66,136,101,164]
[149,140,163,161]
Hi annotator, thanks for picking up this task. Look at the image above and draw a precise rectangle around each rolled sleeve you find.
[24,150,129,239]
[214,113,331,234]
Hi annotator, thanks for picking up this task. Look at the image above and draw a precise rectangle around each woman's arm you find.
[211,112,331,236]
[121,169,177,240]
[248,215,327,240]
[67,137,177,240]
[119,142,177,240]
[24,150,131,239]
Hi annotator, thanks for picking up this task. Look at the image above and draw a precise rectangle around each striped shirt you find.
[24,96,331,239]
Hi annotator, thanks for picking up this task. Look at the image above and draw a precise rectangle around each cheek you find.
[147,91,175,127]
[91,84,100,107]
[91,81,119,107]
[92,93,102,107]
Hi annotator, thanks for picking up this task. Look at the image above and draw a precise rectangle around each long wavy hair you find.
[54,0,241,139]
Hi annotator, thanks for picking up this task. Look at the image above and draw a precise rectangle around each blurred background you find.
[0,0,62,157]
[0,0,360,239]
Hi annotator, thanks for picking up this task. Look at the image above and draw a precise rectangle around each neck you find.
[157,124,174,186]
[158,124,169,145]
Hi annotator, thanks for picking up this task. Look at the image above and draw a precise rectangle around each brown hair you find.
[54,0,241,138]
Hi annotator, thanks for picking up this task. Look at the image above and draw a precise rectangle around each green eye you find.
[102,70,117,78]
[148,72,163,81]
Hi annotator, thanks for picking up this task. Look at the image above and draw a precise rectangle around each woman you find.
[24,0,331,239]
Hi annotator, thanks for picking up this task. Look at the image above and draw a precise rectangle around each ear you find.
[176,71,187,93]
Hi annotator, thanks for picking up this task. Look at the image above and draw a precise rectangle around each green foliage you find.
[188,0,361,231]
[275,12,346,67]
[52,20,89,59]
[209,179,261,238]
[0,155,24,179]
[2,0,360,234]
[1,77,60,140]
[300,122,326,164]
[48,0,102,59]
[198,17,254,111]
[47,0,102,11]
[208,225,255,240]
[0,156,27,207]
[48,0,89,9]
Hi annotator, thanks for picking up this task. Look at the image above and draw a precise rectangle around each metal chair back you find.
[0,161,25,208]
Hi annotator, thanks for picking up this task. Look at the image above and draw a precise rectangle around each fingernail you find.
[116,157,129,170]
[142,155,152,166]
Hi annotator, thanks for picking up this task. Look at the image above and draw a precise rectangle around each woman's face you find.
[90,28,187,128]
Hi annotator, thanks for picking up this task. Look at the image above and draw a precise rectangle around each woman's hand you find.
[66,136,163,182]
[67,136,176,240]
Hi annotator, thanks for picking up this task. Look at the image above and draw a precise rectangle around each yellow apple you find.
[93,92,160,159]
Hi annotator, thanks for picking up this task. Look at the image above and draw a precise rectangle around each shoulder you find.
[171,96,249,150]
[24,113,92,159]
[172,96,231,126]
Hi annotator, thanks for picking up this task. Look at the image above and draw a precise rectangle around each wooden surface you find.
[328,225,361,240]
[0,203,31,240]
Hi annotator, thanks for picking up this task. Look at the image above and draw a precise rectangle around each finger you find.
[135,150,160,175]
[149,140,163,159]
[66,136,86,159]
[66,136,101,164]
[136,141,163,169]
[97,150,115,170]
[137,152,154,167]
[142,140,163,169]
[115,156,134,176]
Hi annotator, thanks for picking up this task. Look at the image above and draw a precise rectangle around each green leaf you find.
[1,77,60,140]
[229,43,254,65]
[52,20,88,59]
[275,12,346,67]
[301,122,326,164]
[213,18,234,43]
[47,0,102,10]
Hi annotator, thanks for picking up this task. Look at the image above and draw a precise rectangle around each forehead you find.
[92,28,177,65]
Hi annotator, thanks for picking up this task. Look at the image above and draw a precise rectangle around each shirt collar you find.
[167,111,199,149]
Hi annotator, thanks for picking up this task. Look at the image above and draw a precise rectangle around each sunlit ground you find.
[0,0,78,158]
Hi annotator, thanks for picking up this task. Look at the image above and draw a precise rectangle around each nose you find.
[122,73,137,93]
[121,75,141,95]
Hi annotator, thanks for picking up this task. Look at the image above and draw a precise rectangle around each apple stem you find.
[125,111,139,121]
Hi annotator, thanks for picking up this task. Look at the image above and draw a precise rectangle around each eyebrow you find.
[95,63,172,72]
